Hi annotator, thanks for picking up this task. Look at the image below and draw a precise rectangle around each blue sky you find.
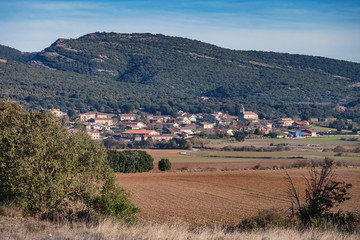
[0,0,359,62]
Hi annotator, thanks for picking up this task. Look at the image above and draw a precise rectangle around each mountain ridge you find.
[0,32,359,120]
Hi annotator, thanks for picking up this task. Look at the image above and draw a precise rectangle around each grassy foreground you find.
[1,216,359,240]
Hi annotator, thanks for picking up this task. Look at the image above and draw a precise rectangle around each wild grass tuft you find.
[1,216,359,240]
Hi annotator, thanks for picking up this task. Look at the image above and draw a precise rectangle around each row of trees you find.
[107,150,172,172]
[107,150,154,173]
[102,138,192,150]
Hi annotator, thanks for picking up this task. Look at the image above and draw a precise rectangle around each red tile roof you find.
[122,130,159,135]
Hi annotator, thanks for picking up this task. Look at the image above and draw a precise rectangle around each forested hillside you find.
[0,32,359,120]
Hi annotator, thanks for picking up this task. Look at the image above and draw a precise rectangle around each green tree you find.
[107,150,154,173]
[233,131,248,142]
[254,128,263,135]
[158,158,172,171]
[268,132,278,139]
[330,120,345,132]
[0,101,138,222]
[67,109,77,121]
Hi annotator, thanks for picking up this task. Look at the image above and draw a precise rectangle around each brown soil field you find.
[115,168,360,227]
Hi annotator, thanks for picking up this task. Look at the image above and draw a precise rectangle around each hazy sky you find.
[0,0,359,62]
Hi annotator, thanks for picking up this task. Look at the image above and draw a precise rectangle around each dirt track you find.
[116,168,360,226]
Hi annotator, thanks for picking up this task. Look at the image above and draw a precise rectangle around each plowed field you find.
[116,168,360,226]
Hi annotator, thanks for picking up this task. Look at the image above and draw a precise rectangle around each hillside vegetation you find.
[1,32,359,119]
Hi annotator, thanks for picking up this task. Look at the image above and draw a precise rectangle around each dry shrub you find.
[177,166,189,171]
[252,163,263,170]
[0,203,23,218]
[222,145,258,152]
[333,146,347,152]
[44,199,96,224]
[289,159,352,169]
[286,158,356,231]
[238,209,294,230]
[354,147,360,153]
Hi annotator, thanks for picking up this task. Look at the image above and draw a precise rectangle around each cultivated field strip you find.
[116,168,360,226]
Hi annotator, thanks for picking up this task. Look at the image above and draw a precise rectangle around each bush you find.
[233,131,248,142]
[92,177,139,224]
[222,145,258,152]
[0,101,138,223]
[158,158,172,171]
[268,132,278,138]
[239,209,293,230]
[102,138,126,149]
[252,163,262,170]
[108,150,154,173]
[333,146,346,152]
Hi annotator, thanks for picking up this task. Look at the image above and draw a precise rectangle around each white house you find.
[49,109,67,118]
[199,122,215,129]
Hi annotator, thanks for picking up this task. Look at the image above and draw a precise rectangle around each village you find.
[48,105,356,146]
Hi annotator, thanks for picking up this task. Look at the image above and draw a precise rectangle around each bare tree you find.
[285,158,352,226]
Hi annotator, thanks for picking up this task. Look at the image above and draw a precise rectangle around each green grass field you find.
[149,136,360,165]
[247,135,359,145]
[309,126,353,132]
[309,126,334,131]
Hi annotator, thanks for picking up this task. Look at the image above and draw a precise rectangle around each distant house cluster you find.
[48,104,323,142]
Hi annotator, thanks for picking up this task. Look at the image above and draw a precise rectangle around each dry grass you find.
[1,216,359,240]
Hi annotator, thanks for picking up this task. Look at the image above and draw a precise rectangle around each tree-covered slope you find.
[0,44,35,62]
[0,32,359,119]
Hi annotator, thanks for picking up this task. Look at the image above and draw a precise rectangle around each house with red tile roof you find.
[119,114,137,121]
[87,130,100,140]
[292,121,310,128]
[121,130,175,141]
[301,129,317,137]
[78,111,108,121]
[124,122,147,130]
[199,122,215,129]
[176,116,191,125]
[275,118,294,127]
[87,118,114,126]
